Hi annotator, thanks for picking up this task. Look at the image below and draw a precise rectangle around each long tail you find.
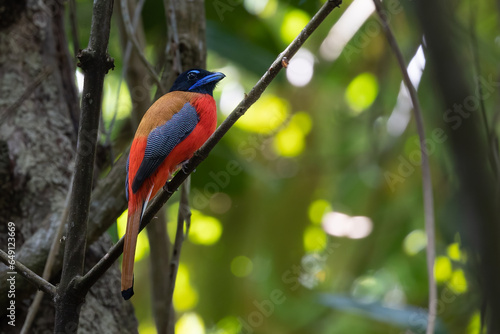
[121,207,142,300]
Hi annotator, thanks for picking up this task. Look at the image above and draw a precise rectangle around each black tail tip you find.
[122,287,134,300]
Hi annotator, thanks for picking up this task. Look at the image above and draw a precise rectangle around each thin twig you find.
[120,0,165,94]
[107,0,148,155]
[166,0,182,74]
[76,0,343,293]
[20,179,73,334]
[0,67,53,121]
[373,1,437,333]
[165,178,191,330]
[154,0,183,101]
[146,208,172,333]
[0,250,56,297]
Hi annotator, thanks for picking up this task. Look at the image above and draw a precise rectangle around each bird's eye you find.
[187,72,197,80]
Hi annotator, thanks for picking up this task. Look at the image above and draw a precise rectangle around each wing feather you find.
[131,102,198,193]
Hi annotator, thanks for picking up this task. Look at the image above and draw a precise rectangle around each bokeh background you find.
[70,0,499,333]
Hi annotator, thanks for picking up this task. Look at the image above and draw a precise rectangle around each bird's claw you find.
[163,183,174,194]
[181,161,195,174]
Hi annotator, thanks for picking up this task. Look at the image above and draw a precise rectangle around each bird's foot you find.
[180,161,195,174]
[163,183,175,194]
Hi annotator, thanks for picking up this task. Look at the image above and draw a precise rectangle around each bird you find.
[121,69,225,300]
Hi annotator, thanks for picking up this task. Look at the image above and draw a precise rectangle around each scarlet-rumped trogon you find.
[122,69,225,300]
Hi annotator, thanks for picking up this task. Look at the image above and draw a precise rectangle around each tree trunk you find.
[0,0,137,332]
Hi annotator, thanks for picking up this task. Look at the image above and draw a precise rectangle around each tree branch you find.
[146,209,172,333]
[0,135,128,311]
[75,0,343,293]
[115,0,149,130]
[0,250,56,297]
[21,179,73,334]
[55,0,115,331]
[165,178,191,332]
[120,0,165,94]
[372,1,437,333]
[165,0,182,74]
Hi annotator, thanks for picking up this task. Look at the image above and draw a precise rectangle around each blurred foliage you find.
[68,0,500,333]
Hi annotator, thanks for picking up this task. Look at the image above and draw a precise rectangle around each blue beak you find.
[189,72,226,91]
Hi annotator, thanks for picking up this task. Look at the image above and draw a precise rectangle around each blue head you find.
[170,69,225,96]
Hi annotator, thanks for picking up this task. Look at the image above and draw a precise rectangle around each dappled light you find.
[102,75,132,123]
[403,229,427,256]
[188,211,223,246]
[138,321,157,334]
[273,123,305,156]
[167,203,223,246]
[220,81,245,116]
[467,312,481,333]
[244,0,271,17]
[230,255,254,277]
[449,269,468,294]
[117,210,150,261]
[236,94,289,133]
[173,264,199,311]
[216,315,242,334]
[286,49,315,87]
[386,45,426,137]
[280,9,311,44]
[75,69,84,93]
[447,242,465,262]
[273,111,312,157]
[303,226,328,252]
[308,199,332,225]
[345,72,379,113]
[320,0,375,61]
[322,212,373,239]
[175,312,205,334]
[434,256,452,283]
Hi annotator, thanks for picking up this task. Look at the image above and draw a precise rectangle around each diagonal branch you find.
[373,1,437,333]
[21,179,73,334]
[75,0,343,293]
[0,250,56,297]
[165,0,182,74]
[120,0,165,94]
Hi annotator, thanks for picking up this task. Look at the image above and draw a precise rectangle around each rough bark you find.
[0,0,137,332]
